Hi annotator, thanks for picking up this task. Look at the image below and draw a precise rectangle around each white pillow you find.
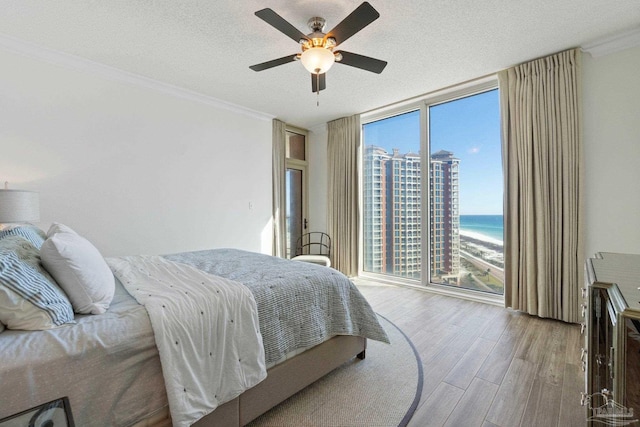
[46,222,76,236]
[40,223,115,315]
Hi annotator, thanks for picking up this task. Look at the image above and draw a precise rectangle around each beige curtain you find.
[272,119,287,258]
[499,48,583,323]
[327,115,361,276]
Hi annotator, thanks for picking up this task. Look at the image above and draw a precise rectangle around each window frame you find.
[359,75,503,306]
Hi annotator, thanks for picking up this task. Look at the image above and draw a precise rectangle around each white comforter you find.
[108,256,267,427]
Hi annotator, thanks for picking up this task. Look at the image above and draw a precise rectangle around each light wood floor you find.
[355,279,586,427]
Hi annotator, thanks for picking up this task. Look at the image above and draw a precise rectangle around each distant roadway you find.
[460,250,505,283]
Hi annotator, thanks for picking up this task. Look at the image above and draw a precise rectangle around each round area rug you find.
[248,315,423,427]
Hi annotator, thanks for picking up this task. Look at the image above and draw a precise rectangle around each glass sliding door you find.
[285,128,308,258]
[286,167,304,258]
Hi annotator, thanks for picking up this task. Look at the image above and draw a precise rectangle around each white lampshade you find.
[0,189,40,223]
[300,47,335,74]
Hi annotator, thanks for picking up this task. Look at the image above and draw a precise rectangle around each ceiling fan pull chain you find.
[316,71,320,106]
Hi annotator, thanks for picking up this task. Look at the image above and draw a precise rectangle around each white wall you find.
[0,49,273,257]
[582,46,640,258]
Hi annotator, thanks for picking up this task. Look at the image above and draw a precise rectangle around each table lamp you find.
[0,182,40,225]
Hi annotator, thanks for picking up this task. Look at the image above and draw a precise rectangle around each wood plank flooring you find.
[354,279,586,427]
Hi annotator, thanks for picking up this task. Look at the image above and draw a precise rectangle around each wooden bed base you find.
[191,335,367,426]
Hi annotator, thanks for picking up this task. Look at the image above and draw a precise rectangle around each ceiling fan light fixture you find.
[300,47,335,74]
[250,3,387,93]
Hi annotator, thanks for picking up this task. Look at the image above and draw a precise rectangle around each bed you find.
[0,225,388,427]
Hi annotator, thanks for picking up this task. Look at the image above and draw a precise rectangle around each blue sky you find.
[363,89,503,215]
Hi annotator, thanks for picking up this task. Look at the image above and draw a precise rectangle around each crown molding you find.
[308,123,328,134]
[0,33,275,122]
[582,27,640,58]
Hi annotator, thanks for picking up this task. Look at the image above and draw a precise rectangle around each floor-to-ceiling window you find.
[361,80,504,296]
[428,89,503,294]
[363,111,421,279]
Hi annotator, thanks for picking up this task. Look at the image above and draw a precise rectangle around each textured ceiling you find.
[0,1,638,129]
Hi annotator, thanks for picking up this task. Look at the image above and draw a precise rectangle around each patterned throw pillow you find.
[0,225,47,249]
[0,236,74,330]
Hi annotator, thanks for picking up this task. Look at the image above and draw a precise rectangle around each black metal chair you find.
[291,232,331,267]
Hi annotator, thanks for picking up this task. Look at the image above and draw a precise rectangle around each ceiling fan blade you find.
[255,8,310,43]
[327,2,380,46]
[249,54,298,72]
[311,73,327,92]
[335,51,387,74]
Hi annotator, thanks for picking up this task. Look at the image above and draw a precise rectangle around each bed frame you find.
[191,335,366,426]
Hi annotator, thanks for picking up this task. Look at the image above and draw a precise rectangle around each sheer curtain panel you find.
[327,115,361,276]
[499,48,583,323]
[272,119,287,258]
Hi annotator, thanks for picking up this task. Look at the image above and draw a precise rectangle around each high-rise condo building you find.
[363,146,460,282]
[429,150,460,283]
[362,146,390,273]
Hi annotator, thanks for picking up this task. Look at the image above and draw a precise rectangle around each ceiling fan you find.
[249,2,387,97]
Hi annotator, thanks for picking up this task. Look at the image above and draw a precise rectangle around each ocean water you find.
[460,215,504,243]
